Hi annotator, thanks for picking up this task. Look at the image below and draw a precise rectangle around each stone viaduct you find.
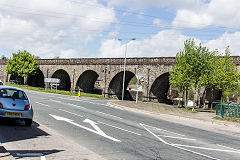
[0,57,240,103]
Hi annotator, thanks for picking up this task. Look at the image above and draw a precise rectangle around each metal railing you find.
[216,102,240,118]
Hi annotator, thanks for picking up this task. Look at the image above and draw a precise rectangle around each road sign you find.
[136,73,142,80]
[44,78,60,84]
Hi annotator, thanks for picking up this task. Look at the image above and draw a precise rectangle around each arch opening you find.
[150,72,171,103]
[27,69,44,87]
[76,70,100,94]
[52,69,71,91]
[108,71,135,100]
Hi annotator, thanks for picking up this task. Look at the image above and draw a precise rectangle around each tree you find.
[6,50,39,80]
[170,40,195,107]
[170,39,216,108]
[211,47,240,102]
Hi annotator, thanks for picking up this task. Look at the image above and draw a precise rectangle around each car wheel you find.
[25,119,32,127]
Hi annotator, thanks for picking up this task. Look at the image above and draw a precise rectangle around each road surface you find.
[0,91,240,160]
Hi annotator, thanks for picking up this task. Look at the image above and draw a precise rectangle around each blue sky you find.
[0,0,239,58]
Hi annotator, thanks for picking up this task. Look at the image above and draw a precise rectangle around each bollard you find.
[78,89,81,97]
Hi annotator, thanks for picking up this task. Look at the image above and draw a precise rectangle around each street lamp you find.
[72,69,75,92]
[118,38,136,101]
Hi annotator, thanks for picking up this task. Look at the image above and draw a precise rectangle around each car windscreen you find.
[0,89,28,100]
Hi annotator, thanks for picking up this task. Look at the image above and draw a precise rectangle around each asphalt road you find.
[1,91,240,160]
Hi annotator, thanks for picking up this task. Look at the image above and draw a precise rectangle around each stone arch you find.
[108,71,135,100]
[27,69,44,87]
[9,75,24,84]
[150,72,170,103]
[76,70,100,93]
[52,69,71,91]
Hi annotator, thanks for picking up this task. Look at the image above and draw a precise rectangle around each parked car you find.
[0,80,3,85]
[0,86,33,126]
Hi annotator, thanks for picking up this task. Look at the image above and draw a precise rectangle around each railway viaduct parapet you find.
[0,56,239,102]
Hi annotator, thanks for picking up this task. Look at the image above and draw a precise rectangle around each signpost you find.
[135,72,142,104]
[44,78,60,91]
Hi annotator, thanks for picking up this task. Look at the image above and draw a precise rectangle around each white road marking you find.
[16,153,44,156]
[107,103,124,110]
[58,97,84,102]
[217,144,240,152]
[35,102,50,107]
[50,99,62,103]
[59,109,83,117]
[173,144,240,154]
[96,111,122,119]
[157,135,196,141]
[50,114,120,142]
[141,123,185,137]
[41,156,46,160]
[84,119,105,135]
[140,123,220,160]
[98,121,141,136]
[57,96,108,106]
[49,99,87,110]
[67,103,87,110]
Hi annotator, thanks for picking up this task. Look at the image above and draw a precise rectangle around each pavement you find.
[0,143,14,160]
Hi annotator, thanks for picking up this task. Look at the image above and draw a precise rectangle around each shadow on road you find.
[0,118,49,143]
[9,149,63,159]
[0,118,65,158]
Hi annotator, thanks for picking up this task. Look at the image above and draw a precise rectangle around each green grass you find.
[213,116,240,123]
[5,83,107,99]
[181,108,198,113]
[175,105,198,113]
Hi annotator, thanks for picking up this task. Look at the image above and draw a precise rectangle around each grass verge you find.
[5,83,107,99]
[213,116,240,123]
[176,105,198,113]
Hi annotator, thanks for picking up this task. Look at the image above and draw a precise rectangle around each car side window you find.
[19,91,28,100]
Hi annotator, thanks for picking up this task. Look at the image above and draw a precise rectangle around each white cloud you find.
[98,30,192,58]
[172,10,212,28]
[60,49,79,58]
[99,29,240,58]
[172,0,240,29]
[153,18,168,27]
[0,0,116,58]
[206,32,240,56]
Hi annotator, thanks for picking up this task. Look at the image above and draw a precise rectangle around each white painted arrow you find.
[50,114,120,142]
[50,114,73,122]
[83,119,105,135]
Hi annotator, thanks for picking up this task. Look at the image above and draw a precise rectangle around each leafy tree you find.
[211,47,240,102]
[170,40,195,107]
[223,83,240,102]
[170,39,216,108]
[6,50,39,79]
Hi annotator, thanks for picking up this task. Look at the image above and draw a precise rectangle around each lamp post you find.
[72,69,75,92]
[118,38,136,101]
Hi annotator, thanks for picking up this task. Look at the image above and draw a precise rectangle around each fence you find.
[216,102,240,118]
